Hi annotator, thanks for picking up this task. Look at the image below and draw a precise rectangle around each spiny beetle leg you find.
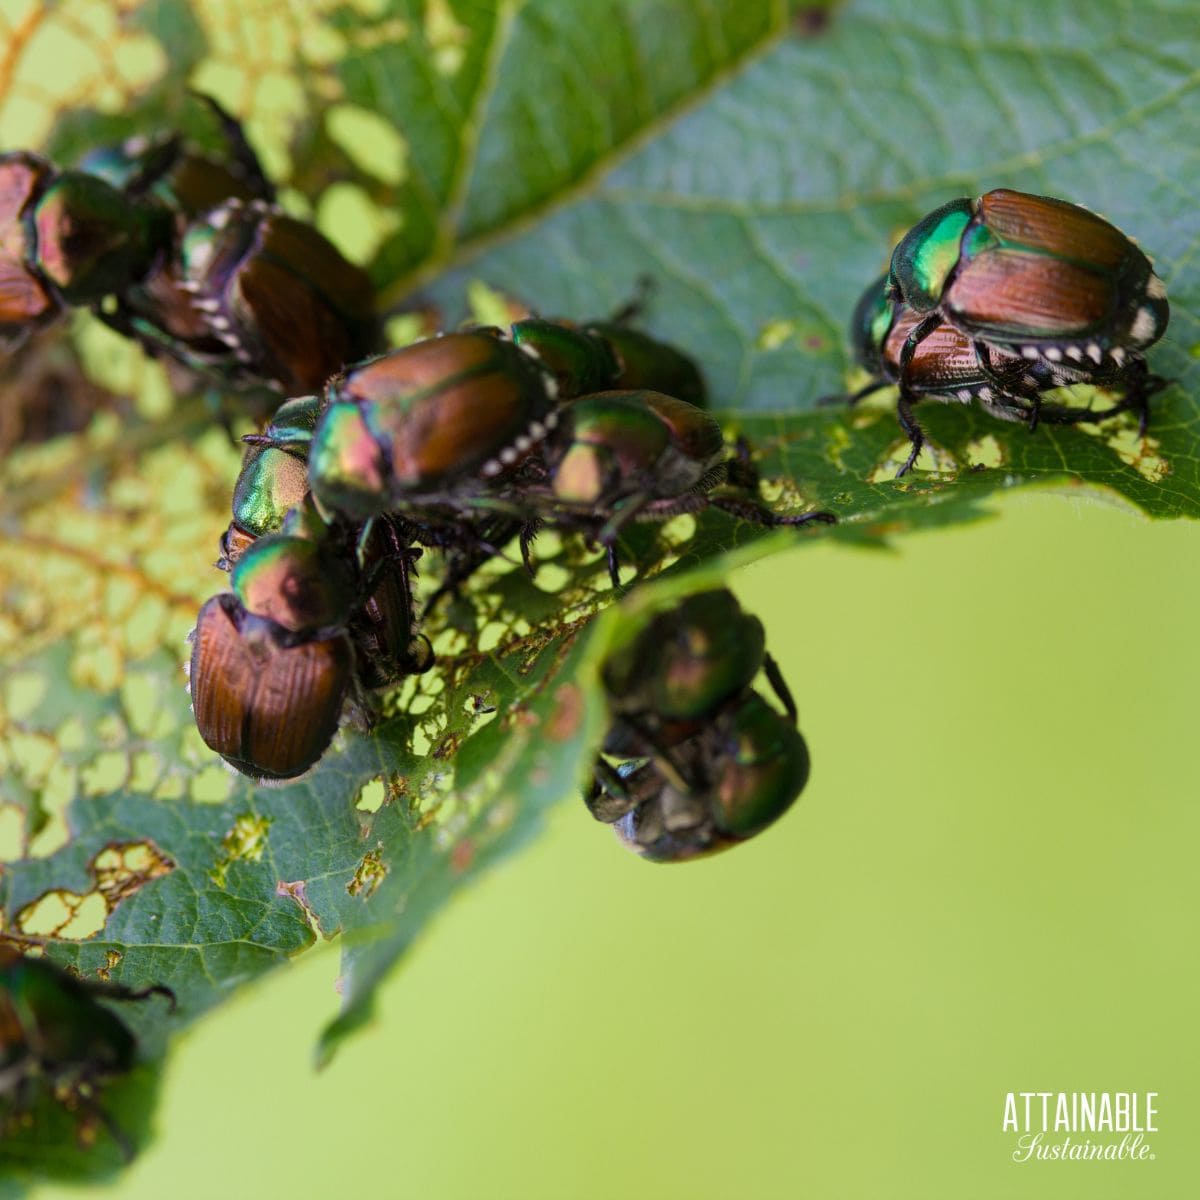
[894,391,926,478]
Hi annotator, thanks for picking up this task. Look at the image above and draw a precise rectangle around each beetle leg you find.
[605,543,622,588]
[895,391,926,478]
[637,490,716,522]
[892,316,942,476]
[899,313,941,372]
[708,492,836,530]
[617,722,703,795]
[81,980,177,1013]
[597,493,650,543]
[762,653,798,724]
[972,339,1011,388]
[587,759,640,821]
[190,91,276,202]
[453,494,529,519]
[596,493,652,585]
[607,274,655,326]
[119,132,185,198]
[93,300,142,345]
[820,377,892,409]
[1136,374,1168,436]
[1116,360,1166,436]
[722,436,759,491]
[519,520,540,577]
[1025,393,1042,433]
[969,340,1041,430]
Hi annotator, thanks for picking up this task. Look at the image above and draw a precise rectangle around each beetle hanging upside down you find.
[586,589,810,862]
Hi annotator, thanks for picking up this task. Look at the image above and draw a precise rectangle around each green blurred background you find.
[39,492,1199,1199]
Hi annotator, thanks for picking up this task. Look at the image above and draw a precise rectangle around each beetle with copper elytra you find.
[847,189,1170,475]
[191,428,433,783]
[2,95,379,410]
[269,331,833,587]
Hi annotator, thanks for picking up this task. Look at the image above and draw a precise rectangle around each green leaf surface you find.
[0,0,1196,1184]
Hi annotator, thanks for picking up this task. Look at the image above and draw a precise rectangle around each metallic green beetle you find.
[609,690,811,863]
[0,151,169,347]
[306,329,557,521]
[888,189,1169,360]
[586,590,809,861]
[0,944,174,1160]
[190,533,360,782]
[848,273,1153,476]
[537,390,834,584]
[885,190,1167,429]
[600,589,768,751]
[73,94,377,403]
[191,514,432,782]
[510,316,707,406]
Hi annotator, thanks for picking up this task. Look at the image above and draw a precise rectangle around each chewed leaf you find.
[0,0,1198,1187]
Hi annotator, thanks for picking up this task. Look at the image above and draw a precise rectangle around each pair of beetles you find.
[0,95,377,406]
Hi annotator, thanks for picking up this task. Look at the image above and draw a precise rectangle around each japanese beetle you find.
[306,330,557,521]
[107,195,378,399]
[889,190,1169,358]
[589,691,809,863]
[586,589,810,861]
[849,274,1154,474]
[219,396,321,566]
[0,151,169,347]
[190,520,431,782]
[0,945,174,1160]
[510,317,707,405]
[608,691,811,863]
[190,534,357,782]
[538,390,834,583]
[867,189,1170,473]
[600,588,767,748]
[76,95,377,399]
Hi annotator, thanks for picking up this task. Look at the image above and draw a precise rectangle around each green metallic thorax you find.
[232,535,355,634]
[887,198,972,311]
[308,400,390,519]
[510,318,620,398]
[551,397,670,504]
[231,447,309,540]
[34,171,167,304]
[603,591,765,724]
[851,274,896,367]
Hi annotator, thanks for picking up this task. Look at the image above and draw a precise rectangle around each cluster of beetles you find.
[0,92,1171,1152]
